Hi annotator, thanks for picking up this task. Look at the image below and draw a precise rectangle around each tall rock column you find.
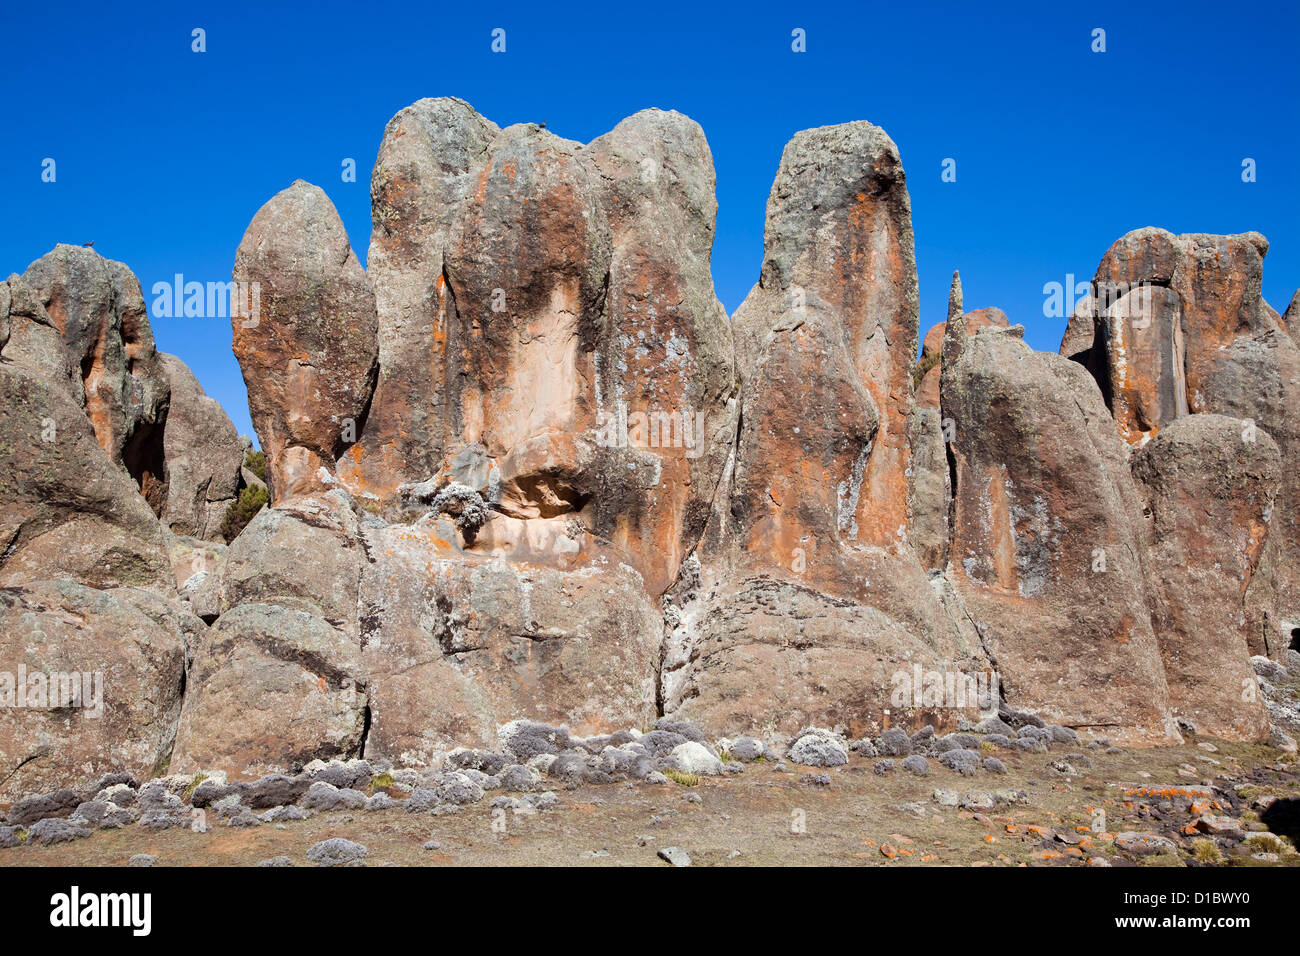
[232,180,379,502]
[663,123,988,740]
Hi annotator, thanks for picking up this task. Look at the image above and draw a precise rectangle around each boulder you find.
[0,361,172,591]
[0,579,186,801]
[232,181,379,502]
[358,520,659,765]
[169,602,366,778]
[1062,229,1300,650]
[21,245,169,508]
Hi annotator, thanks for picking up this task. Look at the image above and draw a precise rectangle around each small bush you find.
[1190,839,1223,864]
[221,484,268,541]
[244,449,267,482]
[912,352,941,390]
[663,769,699,787]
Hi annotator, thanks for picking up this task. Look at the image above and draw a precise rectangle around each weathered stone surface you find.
[943,316,1178,745]
[232,181,379,502]
[219,491,366,631]
[157,353,245,541]
[1,274,79,395]
[908,407,950,571]
[358,519,659,766]
[0,579,186,801]
[21,245,169,507]
[0,362,172,591]
[166,534,225,624]
[729,120,917,555]
[1131,415,1276,740]
[170,601,366,778]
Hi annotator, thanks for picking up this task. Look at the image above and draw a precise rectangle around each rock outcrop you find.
[21,245,170,510]
[942,281,1178,745]
[2,100,1297,800]
[1062,228,1300,660]
[661,123,988,740]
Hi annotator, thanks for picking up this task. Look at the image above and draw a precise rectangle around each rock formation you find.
[2,99,1297,800]
[1061,228,1300,660]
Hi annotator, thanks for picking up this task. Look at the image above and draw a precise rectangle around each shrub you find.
[663,769,699,787]
[221,484,268,541]
[244,448,267,482]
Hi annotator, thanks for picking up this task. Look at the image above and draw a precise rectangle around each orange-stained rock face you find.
[663,123,990,738]
[232,181,379,503]
[339,101,734,598]
[21,245,170,507]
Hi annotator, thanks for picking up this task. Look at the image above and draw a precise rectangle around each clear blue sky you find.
[4,0,1296,441]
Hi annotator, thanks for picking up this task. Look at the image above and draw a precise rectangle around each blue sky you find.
[3,0,1296,440]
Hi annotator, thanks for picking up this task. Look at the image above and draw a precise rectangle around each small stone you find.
[128,854,157,867]
[657,846,691,867]
[256,856,294,867]
[1114,832,1178,856]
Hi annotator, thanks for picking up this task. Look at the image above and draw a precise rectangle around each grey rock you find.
[938,749,981,775]
[657,846,691,867]
[128,854,157,867]
[27,818,93,845]
[901,755,930,776]
[300,781,367,812]
[787,728,849,767]
[876,728,913,757]
[1115,832,1178,856]
[306,838,368,866]
[6,790,80,827]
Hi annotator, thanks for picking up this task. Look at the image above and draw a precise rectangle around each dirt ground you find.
[4,734,1296,867]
